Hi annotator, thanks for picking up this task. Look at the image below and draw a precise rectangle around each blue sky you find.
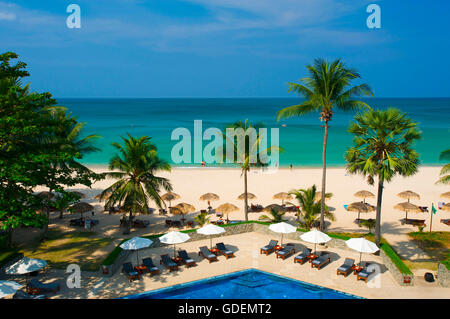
[1,0,449,97]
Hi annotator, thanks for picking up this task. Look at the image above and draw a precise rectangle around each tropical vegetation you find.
[288,185,335,230]
[345,108,421,245]
[436,149,450,185]
[100,134,172,234]
[277,58,373,231]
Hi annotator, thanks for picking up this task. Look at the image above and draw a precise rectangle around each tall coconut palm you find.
[345,108,421,245]
[220,120,280,221]
[277,58,373,231]
[288,185,334,230]
[101,134,172,234]
[436,149,450,185]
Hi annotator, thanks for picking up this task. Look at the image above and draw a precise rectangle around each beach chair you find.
[216,242,235,259]
[336,258,355,277]
[142,258,160,276]
[198,246,218,263]
[13,290,47,299]
[357,263,376,283]
[294,247,312,265]
[28,279,60,294]
[311,252,331,269]
[438,202,445,209]
[122,262,140,282]
[275,244,296,260]
[178,250,197,267]
[160,254,179,272]
[260,240,278,255]
[441,219,450,226]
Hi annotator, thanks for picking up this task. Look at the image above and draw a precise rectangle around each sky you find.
[1,0,449,98]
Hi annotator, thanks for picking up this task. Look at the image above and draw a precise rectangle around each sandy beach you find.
[34,165,448,253]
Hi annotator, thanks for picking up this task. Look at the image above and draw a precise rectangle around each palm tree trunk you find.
[375,177,384,246]
[244,169,249,221]
[42,190,52,240]
[320,121,329,231]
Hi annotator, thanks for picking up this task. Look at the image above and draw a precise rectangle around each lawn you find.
[19,229,114,271]
[408,231,450,270]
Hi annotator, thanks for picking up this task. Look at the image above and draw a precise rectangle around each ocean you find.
[57,98,450,167]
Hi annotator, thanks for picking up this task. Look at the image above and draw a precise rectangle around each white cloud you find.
[0,11,15,20]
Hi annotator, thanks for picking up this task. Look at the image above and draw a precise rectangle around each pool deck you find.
[5,232,449,299]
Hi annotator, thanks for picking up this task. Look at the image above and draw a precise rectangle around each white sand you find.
[38,165,449,255]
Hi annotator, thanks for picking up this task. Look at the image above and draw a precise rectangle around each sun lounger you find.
[260,240,278,255]
[177,250,196,267]
[275,244,296,260]
[294,247,312,265]
[28,278,60,294]
[336,258,355,277]
[198,246,218,263]
[216,242,235,259]
[142,258,160,276]
[13,290,47,299]
[438,202,445,209]
[122,262,140,282]
[311,252,331,269]
[160,254,179,272]
[441,219,450,226]
[357,263,375,283]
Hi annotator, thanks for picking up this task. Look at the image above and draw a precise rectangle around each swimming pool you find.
[123,269,360,299]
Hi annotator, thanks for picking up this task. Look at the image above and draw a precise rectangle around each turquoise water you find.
[58,98,450,167]
[123,269,359,299]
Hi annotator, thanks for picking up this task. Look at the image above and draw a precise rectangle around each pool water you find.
[124,269,360,299]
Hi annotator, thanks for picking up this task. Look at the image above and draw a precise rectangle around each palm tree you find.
[221,120,280,221]
[37,107,100,236]
[277,58,373,231]
[345,108,421,245]
[194,211,210,227]
[436,149,450,185]
[101,134,172,234]
[259,208,286,223]
[289,185,335,230]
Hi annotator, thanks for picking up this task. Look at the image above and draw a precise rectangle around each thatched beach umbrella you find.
[216,203,239,220]
[346,202,375,220]
[394,202,421,221]
[161,192,180,208]
[397,190,420,203]
[441,203,450,212]
[171,202,195,222]
[354,190,375,203]
[314,192,331,202]
[237,193,256,200]
[440,192,450,200]
[71,202,94,218]
[263,204,286,212]
[273,192,292,205]
[200,193,220,209]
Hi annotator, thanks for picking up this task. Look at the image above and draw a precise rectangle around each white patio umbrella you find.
[120,236,153,265]
[268,222,297,245]
[5,257,47,275]
[197,223,225,248]
[345,238,379,265]
[159,231,191,257]
[300,230,331,254]
[0,280,23,298]
[5,257,48,286]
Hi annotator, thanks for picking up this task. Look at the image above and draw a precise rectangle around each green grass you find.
[327,231,413,274]
[408,231,450,270]
[19,229,114,271]
[0,248,21,268]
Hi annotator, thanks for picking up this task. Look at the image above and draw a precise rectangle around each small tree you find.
[194,211,210,227]
[259,208,286,223]
[360,219,376,234]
